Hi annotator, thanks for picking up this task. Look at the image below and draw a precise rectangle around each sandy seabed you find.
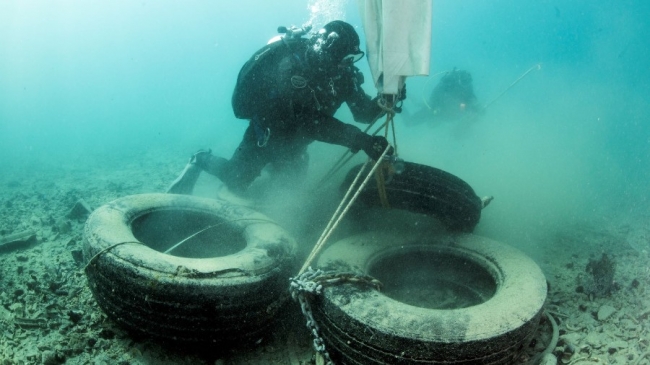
[0,147,649,365]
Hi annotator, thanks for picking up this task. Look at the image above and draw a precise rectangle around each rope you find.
[163,217,276,254]
[83,241,140,272]
[298,144,393,275]
[316,150,359,188]
[389,108,398,154]
[543,311,560,360]
[164,225,220,254]
[315,96,398,188]
[525,311,559,365]
[374,163,390,208]
[316,109,384,188]
[483,63,541,111]
[311,159,370,260]
[373,98,397,209]
[294,97,399,360]
[292,101,395,365]
[84,217,277,272]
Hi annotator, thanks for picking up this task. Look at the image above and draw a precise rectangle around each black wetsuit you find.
[429,69,481,119]
[214,40,385,192]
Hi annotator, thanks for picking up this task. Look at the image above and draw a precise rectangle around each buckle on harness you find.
[253,121,271,147]
[257,128,270,147]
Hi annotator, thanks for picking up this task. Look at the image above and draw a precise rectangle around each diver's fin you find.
[481,195,494,209]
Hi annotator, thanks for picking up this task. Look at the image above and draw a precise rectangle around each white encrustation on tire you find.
[313,231,547,364]
[83,193,296,345]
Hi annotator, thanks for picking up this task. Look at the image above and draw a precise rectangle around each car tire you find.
[313,231,547,364]
[342,162,482,232]
[83,193,296,346]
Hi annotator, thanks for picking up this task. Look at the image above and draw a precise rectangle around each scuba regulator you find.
[277,24,313,40]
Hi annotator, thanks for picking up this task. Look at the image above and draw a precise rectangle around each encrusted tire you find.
[342,162,482,232]
[313,231,547,364]
[83,193,296,345]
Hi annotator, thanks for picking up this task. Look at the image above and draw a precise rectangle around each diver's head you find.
[457,70,473,85]
[308,20,364,69]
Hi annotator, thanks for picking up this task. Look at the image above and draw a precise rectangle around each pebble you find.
[56,219,72,234]
[597,305,616,321]
[560,332,582,345]
[66,199,93,220]
[584,332,603,348]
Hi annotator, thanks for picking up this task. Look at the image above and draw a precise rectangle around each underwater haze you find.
[2,1,650,363]
[1,0,649,255]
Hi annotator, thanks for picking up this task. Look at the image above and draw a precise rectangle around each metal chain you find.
[289,267,383,365]
[290,268,333,365]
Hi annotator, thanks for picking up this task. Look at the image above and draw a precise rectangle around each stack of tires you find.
[316,163,547,363]
[313,231,548,364]
[83,193,297,346]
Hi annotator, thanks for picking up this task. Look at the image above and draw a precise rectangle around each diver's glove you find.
[361,135,393,161]
[167,150,212,195]
[190,149,213,168]
[190,149,227,177]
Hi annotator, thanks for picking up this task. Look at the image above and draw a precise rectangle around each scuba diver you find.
[405,68,483,125]
[168,20,400,195]
[429,68,482,119]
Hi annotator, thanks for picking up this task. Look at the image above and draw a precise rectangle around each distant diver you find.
[427,68,483,120]
[405,68,483,125]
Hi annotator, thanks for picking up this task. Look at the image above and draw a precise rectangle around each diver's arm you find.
[302,113,391,160]
[346,68,385,124]
[301,113,369,150]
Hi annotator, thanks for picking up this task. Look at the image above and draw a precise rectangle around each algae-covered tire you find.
[83,193,296,346]
[342,162,482,232]
[314,231,547,364]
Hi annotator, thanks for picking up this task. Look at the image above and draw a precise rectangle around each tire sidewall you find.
[82,193,297,343]
[83,193,296,284]
[343,162,483,232]
[315,231,547,363]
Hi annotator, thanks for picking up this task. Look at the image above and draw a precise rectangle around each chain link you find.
[289,267,383,365]
[290,268,332,364]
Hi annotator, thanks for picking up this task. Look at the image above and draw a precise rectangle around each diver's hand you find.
[190,149,213,168]
[362,135,393,161]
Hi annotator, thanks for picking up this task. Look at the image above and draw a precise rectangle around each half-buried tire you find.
[83,193,296,346]
[343,162,482,232]
[313,231,547,364]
